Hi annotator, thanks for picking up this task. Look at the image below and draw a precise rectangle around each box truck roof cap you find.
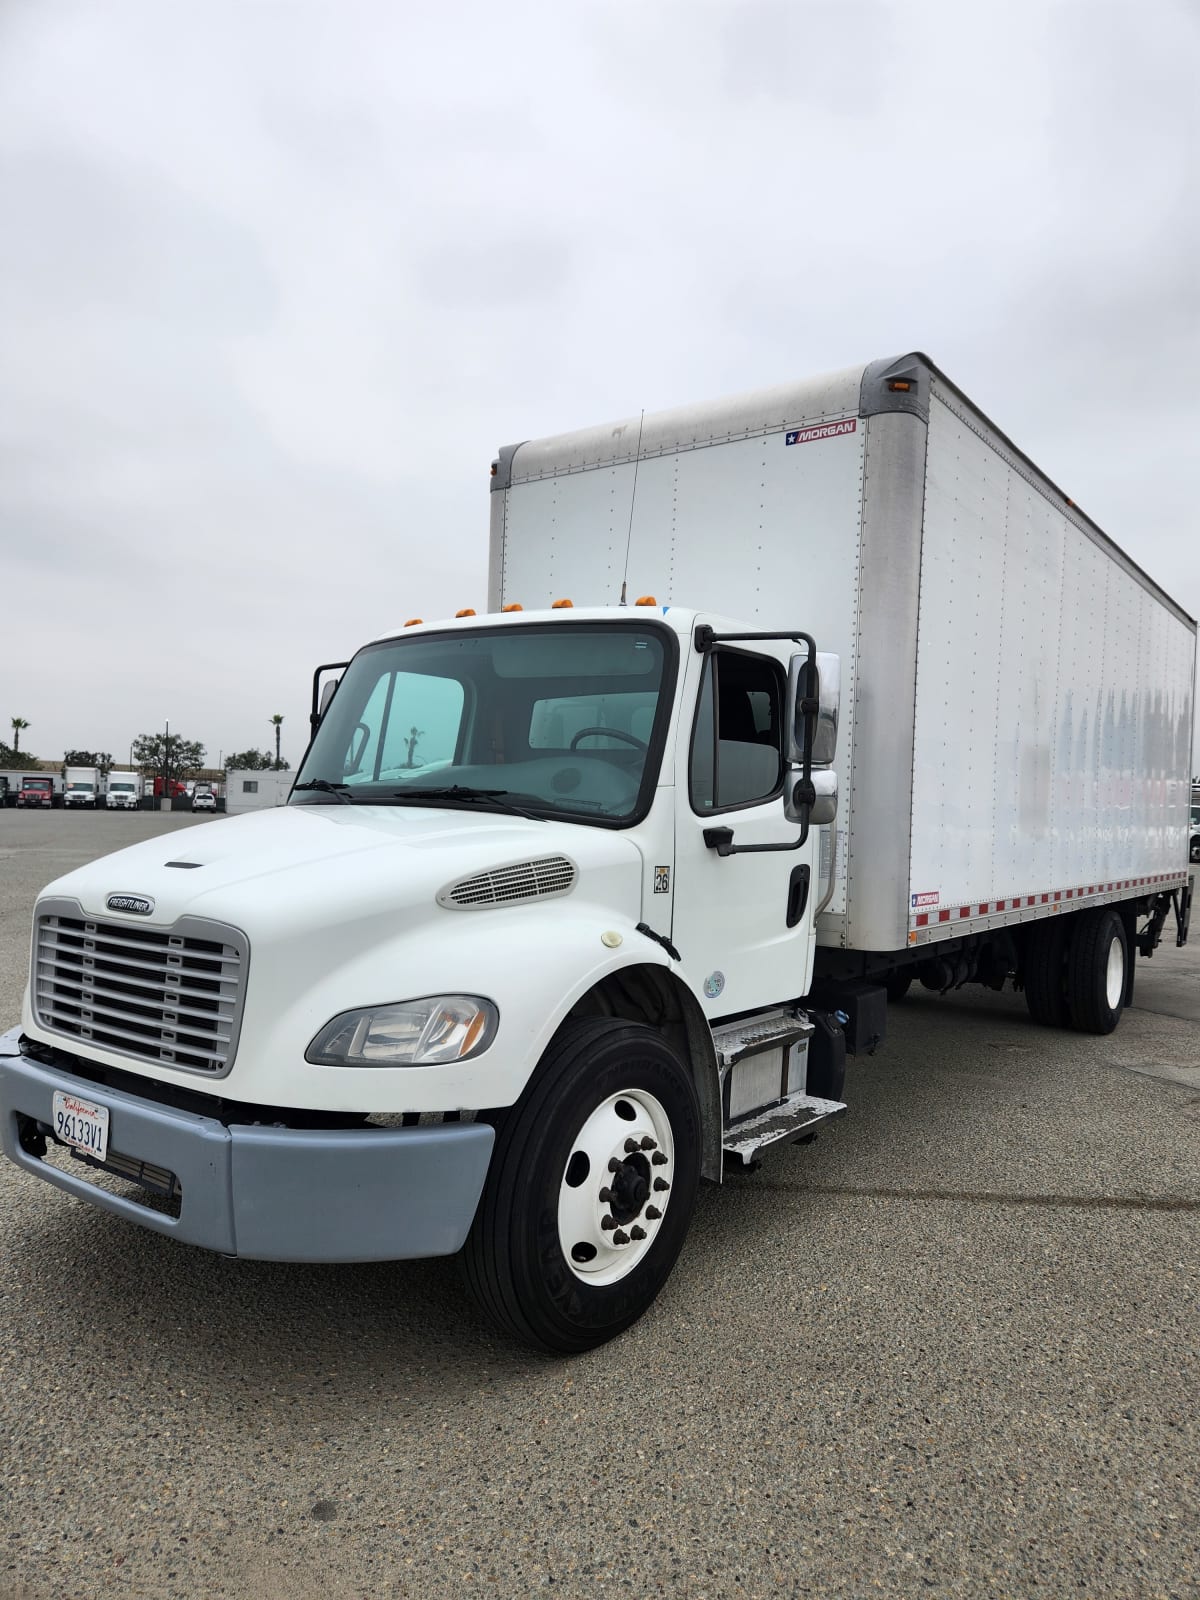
[494,352,1193,630]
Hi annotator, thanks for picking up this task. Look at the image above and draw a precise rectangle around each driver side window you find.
[690,651,784,813]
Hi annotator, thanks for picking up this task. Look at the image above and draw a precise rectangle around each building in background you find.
[225,770,292,813]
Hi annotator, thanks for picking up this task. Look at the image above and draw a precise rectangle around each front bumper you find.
[0,1036,494,1262]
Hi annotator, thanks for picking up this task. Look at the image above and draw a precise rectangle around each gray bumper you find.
[0,1039,494,1262]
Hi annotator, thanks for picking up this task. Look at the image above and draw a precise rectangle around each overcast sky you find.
[2,0,1198,772]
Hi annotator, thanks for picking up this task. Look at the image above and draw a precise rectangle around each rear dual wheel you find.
[462,1018,701,1353]
[1065,908,1128,1035]
[1024,908,1128,1036]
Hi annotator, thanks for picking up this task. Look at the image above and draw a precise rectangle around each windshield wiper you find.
[390,785,546,821]
[292,779,355,804]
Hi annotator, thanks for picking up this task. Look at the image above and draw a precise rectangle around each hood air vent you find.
[438,855,577,910]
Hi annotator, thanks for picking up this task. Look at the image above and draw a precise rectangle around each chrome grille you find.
[33,903,247,1076]
[437,855,577,909]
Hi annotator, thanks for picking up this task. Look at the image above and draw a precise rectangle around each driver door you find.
[670,645,817,1020]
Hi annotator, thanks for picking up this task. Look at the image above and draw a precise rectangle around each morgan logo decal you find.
[106,893,155,916]
[786,417,857,447]
[654,865,671,894]
[911,891,939,908]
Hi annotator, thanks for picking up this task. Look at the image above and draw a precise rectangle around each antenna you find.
[620,409,646,604]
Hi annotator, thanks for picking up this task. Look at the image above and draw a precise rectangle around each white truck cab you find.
[1,603,842,1352]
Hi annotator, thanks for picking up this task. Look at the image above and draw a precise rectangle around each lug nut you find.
[624,1138,640,1153]
[612,1229,631,1245]
[639,1136,657,1151]
[598,1187,613,1203]
[653,1177,670,1191]
[645,1206,662,1220]
[630,1226,647,1241]
[651,1152,668,1166]
[601,1215,617,1232]
[608,1158,622,1173]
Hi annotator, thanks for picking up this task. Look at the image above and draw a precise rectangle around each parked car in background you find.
[1191,804,1200,864]
[191,788,216,812]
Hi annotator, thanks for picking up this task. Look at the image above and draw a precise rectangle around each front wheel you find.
[462,1018,702,1353]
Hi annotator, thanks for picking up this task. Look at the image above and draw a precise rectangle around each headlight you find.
[305,995,499,1067]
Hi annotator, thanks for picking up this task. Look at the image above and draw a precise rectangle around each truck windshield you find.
[294,622,674,824]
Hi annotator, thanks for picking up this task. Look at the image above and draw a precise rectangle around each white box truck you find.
[1,353,1194,1354]
[105,775,140,810]
[63,767,103,808]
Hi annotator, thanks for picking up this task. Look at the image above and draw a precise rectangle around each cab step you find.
[710,1008,811,1066]
[722,1090,847,1168]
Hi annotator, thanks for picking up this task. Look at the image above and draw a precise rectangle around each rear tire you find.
[1065,908,1127,1035]
[884,973,913,1003]
[461,1018,702,1353]
[1023,917,1070,1027]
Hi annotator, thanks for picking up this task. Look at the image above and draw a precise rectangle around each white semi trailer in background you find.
[1,353,1194,1355]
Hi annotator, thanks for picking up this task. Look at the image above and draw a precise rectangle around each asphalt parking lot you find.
[1,811,1197,1600]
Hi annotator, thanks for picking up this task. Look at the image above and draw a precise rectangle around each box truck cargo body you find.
[1,353,1193,1354]
[490,353,1194,978]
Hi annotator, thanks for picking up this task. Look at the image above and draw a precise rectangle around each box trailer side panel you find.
[906,378,1195,944]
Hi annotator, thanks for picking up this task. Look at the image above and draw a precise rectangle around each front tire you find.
[462,1018,702,1353]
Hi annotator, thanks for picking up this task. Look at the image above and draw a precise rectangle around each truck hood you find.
[37,803,647,937]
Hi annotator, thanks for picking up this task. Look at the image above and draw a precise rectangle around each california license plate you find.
[51,1091,110,1163]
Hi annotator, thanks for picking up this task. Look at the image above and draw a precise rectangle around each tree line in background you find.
[3,716,290,777]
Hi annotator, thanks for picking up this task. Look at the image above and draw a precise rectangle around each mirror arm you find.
[703,817,810,857]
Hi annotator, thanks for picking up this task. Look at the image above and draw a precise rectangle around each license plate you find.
[51,1091,110,1163]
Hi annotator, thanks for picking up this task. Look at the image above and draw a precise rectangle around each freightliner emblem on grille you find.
[106,893,155,916]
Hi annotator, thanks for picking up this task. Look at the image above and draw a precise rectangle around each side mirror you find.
[785,651,840,767]
[318,677,340,719]
[784,767,838,827]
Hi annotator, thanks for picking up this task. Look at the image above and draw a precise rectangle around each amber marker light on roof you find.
[404,618,423,627]
[888,379,912,392]
[551,598,574,609]
[635,595,657,607]
[502,603,523,612]
[455,608,476,617]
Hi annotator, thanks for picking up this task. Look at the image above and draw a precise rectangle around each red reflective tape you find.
[997,899,1006,910]
[959,907,971,918]
[916,913,929,927]
[938,909,951,922]
[1054,891,1062,901]
[978,904,988,915]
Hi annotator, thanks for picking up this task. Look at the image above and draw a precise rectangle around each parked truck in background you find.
[63,767,104,809]
[1,353,1194,1354]
[105,775,140,810]
[15,775,61,809]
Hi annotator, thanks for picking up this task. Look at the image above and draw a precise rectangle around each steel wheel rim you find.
[1105,933,1125,1011]
[558,1088,674,1286]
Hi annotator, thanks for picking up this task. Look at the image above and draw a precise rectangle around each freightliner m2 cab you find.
[1,606,844,1352]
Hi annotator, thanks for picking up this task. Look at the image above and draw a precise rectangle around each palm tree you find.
[10,717,29,753]
[270,713,284,769]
